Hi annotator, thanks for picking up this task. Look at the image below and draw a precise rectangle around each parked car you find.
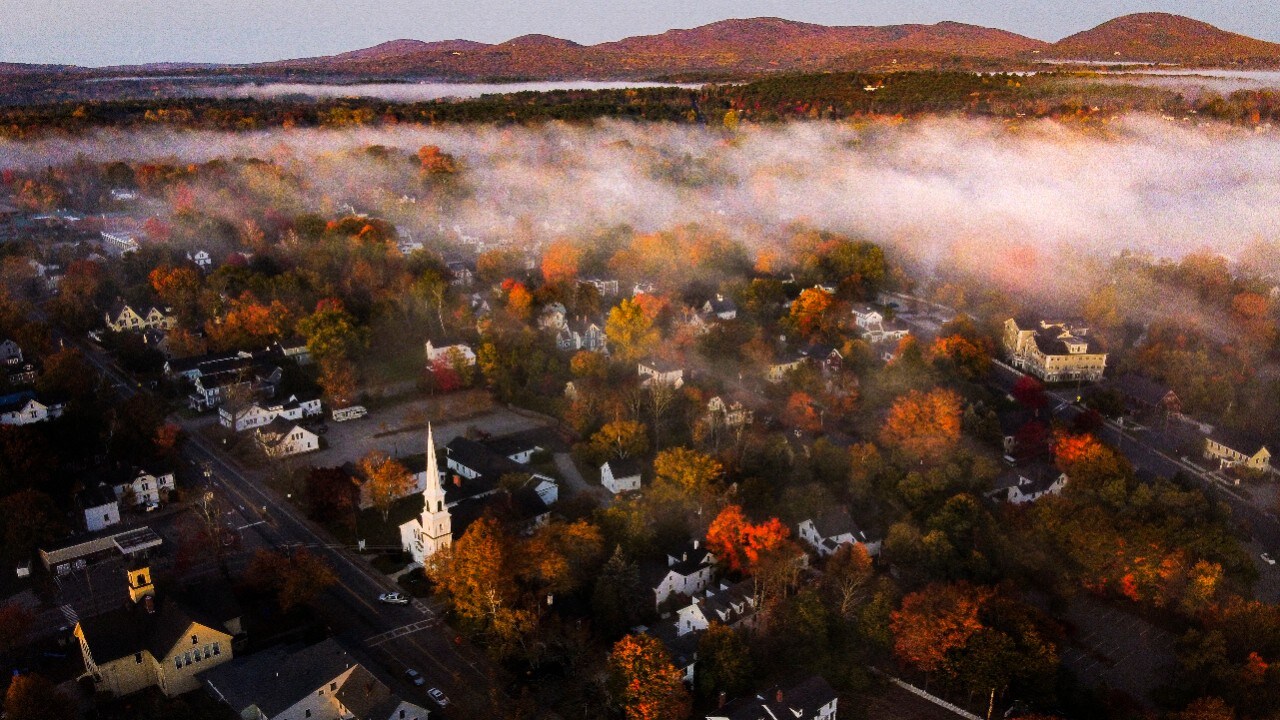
[428,687,449,706]
[405,669,425,686]
[379,592,411,605]
[1262,552,1275,566]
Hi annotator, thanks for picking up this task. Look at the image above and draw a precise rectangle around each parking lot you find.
[307,392,555,467]
[1060,596,1174,702]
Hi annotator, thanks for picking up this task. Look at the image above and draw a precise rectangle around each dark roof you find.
[78,587,238,664]
[647,620,699,670]
[603,458,642,479]
[165,350,245,375]
[202,638,356,718]
[0,390,37,413]
[809,508,857,539]
[1208,426,1270,454]
[77,484,118,510]
[640,358,682,373]
[483,434,543,460]
[717,676,838,720]
[1030,323,1104,356]
[444,437,525,479]
[334,665,408,720]
[992,466,1063,497]
[640,538,712,587]
[705,296,738,314]
[1107,373,1176,408]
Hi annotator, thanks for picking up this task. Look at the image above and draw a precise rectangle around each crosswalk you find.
[366,618,441,647]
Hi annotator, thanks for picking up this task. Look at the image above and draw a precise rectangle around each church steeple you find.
[416,423,451,560]
[423,423,445,514]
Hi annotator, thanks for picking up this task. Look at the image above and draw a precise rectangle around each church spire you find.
[423,423,445,511]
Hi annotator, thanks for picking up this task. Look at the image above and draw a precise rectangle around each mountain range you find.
[5,13,1280,80]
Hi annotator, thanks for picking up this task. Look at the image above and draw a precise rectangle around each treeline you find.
[6,71,1280,138]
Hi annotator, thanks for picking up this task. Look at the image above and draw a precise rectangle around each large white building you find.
[399,425,452,566]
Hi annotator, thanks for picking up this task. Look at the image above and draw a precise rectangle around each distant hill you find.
[1049,12,1280,63]
[5,13,1280,81]
[255,17,1049,79]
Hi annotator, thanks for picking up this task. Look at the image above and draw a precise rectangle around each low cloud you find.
[3,115,1278,301]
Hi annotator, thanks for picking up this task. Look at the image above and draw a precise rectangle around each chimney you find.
[718,691,727,709]
[775,689,784,703]
[682,552,688,562]
[693,539,700,550]
[143,595,156,615]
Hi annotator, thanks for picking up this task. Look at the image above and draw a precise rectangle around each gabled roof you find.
[202,638,356,718]
[992,466,1063,496]
[807,507,858,539]
[1208,426,1270,455]
[0,390,38,413]
[334,665,407,720]
[444,437,525,479]
[603,457,642,479]
[1107,373,1176,407]
[77,484,118,510]
[716,676,838,720]
[77,586,238,664]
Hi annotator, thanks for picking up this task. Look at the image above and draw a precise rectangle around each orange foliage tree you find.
[503,279,533,322]
[890,582,992,673]
[789,287,835,338]
[783,391,822,433]
[706,505,790,574]
[929,334,992,379]
[880,388,963,464]
[418,145,458,176]
[607,634,692,720]
[541,239,582,285]
[205,292,291,350]
[148,264,201,318]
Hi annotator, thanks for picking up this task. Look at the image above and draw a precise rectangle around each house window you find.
[306,711,311,719]
[175,657,182,670]
[212,643,220,656]
[135,652,143,664]
[330,682,337,691]
[318,689,324,696]
[192,634,199,645]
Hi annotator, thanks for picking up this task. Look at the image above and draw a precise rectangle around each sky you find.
[1,0,1278,67]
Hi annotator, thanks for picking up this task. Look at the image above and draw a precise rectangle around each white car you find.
[428,687,450,706]
[405,669,425,686]
[1262,552,1276,566]
[379,592,411,605]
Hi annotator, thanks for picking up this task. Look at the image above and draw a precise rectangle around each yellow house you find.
[1204,430,1271,473]
[74,563,241,698]
[1003,318,1107,383]
[104,301,177,333]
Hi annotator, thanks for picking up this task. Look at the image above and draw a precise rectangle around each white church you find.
[399,425,452,565]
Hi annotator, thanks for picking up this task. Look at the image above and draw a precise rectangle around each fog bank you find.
[3,116,1278,293]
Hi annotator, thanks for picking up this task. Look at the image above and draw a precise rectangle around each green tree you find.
[696,622,753,701]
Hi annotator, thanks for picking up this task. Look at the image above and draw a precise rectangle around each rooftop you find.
[203,638,357,718]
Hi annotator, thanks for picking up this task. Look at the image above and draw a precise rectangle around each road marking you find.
[236,520,265,530]
[366,619,441,647]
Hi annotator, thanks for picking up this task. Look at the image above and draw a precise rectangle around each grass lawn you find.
[355,495,423,550]
[397,567,434,597]
[361,350,424,388]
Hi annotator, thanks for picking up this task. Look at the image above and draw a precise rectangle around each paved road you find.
[990,363,1280,559]
[61,328,510,718]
